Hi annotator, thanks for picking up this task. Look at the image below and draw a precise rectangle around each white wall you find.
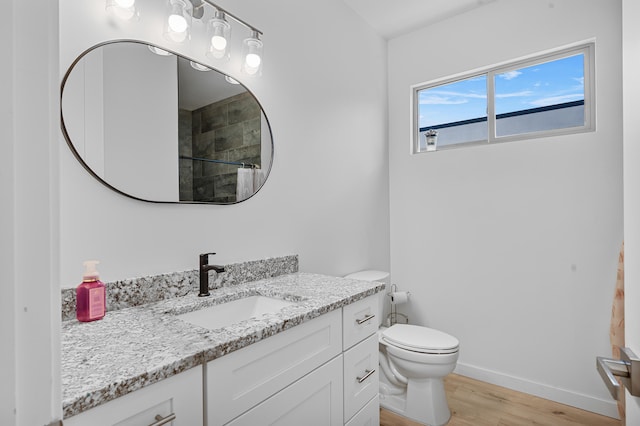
[623,0,640,422]
[59,0,389,286]
[1,0,61,424]
[388,0,622,418]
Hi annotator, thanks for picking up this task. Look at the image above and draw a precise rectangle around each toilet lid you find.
[344,270,389,281]
[382,324,459,354]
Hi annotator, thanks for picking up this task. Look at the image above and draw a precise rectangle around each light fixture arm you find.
[201,0,262,36]
[188,0,205,19]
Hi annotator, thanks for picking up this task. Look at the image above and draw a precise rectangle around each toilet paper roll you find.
[390,291,410,305]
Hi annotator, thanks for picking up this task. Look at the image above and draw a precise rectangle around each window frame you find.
[412,43,595,153]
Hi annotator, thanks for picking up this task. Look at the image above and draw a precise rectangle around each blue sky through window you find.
[418,75,486,128]
[495,54,584,115]
[418,53,585,128]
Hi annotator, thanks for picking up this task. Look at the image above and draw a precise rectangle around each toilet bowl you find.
[344,271,459,426]
[379,324,459,426]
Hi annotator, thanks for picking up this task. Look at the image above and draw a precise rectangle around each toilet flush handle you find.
[596,347,640,399]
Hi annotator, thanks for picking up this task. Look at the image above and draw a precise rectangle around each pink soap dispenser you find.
[76,260,106,322]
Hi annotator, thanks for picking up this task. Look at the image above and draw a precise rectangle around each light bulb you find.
[106,0,136,20]
[148,46,173,56]
[190,61,211,72]
[168,14,188,33]
[225,76,239,85]
[211,35,227,51]
[241,31,263,77]
[115,0,134,8]
[207,11,231,61]
[245,53,261,69]
[164,0,191,42]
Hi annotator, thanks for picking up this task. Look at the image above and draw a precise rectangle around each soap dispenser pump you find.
[76,260,106,322]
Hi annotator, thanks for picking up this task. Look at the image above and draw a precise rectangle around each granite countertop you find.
[61,272,385,419]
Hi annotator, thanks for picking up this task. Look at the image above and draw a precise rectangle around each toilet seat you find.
[382,324,459,355]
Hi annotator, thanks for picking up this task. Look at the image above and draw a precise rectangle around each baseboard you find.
[454,362,620,420]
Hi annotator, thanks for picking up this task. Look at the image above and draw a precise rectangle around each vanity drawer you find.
[207,309,342,425]
[63,365,203,426]
[343,334,379,423]
[226,355,344,426]
[345,394,379,426]
[343,295,378,350]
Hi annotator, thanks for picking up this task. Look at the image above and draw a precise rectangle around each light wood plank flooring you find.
[380,374,621,426]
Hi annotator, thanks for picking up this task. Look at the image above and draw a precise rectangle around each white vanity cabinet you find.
[206,309,343,425]
[343,334,379,423]
[206,294,380,426]
[63,365,203,426]
[342,296,380,426]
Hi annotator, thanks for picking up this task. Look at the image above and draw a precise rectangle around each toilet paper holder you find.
[386,284,409,326]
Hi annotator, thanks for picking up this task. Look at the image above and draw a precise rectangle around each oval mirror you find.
[61,41,273,204]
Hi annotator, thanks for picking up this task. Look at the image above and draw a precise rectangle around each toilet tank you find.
[344,270,389,327]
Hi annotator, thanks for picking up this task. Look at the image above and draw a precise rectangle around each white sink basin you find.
[177,295,297,330]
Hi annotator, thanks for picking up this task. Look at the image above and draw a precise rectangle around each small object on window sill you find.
[425,129,438,152]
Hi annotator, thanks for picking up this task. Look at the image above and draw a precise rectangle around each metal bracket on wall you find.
[597,347,640,399]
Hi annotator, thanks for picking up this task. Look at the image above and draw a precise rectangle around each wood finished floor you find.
[380,374,621,426]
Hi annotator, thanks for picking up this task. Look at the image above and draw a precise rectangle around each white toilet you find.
[345,270,459,426]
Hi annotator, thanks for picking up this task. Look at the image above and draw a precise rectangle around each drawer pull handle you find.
[356,314,375,325]
[150,413,176,426]
[357,369,376,383]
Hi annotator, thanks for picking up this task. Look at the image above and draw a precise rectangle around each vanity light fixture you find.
[165,0,192,43]
[106,0,265,75]
[190,0,265,76]
[190,61,211,71]
[105,0,137,20]
[241,30,263,77]
[148,45,173,56]
[207,10,231,60]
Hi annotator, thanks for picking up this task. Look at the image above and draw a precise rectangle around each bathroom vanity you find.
[62,271,383,425]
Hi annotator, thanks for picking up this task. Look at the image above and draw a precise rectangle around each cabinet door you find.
[207,309,341,425]
[343,334,379,423]
[345,396,379,426]
[63,366,203,426]
[226,355,343,426]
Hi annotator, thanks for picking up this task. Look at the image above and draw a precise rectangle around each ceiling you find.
[342,0,496,40]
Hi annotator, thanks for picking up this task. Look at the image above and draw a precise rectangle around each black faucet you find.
[199,252,225,297]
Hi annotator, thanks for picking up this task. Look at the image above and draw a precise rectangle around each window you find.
[414,44,594,152]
